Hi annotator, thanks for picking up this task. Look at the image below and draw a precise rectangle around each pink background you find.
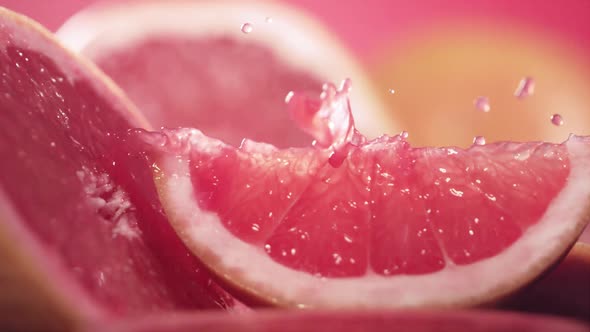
[2,0,589,61]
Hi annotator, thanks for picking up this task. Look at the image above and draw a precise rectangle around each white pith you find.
[56,0,398,139]
[158,137,590,308]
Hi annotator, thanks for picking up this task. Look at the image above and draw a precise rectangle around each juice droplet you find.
[286,78,365,167]
[388,88,395,94]
[514,76,535,99]
[265,17,273,23]
[474,96,490,112]
[241,23,253,34]
[550,114,564,126]
[473,136,486,146]
[400,131,409,139]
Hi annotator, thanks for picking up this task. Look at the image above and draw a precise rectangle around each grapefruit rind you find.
[155,135,590,308]
[56,0,398,139]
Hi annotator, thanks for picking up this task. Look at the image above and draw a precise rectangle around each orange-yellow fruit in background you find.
[370,24,590,147]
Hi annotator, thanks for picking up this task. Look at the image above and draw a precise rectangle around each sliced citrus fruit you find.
[0,7,239,330]
[57,0,396,148]
[150,80,590,309]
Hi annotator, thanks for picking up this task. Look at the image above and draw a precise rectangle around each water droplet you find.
[264,244,272,253]
[286,78,361,168]
[400,131,409,139]
[49,142,56,148]
[550,114,564,126]
[241,23,253,34]
[291,248,297,255]
[474,96,490,112]
[468,229,474,236]
[473,136,486,146]
[265,17,273,23]
[388,88,395,94]
[514,77,535,99]
[251,223,260,232]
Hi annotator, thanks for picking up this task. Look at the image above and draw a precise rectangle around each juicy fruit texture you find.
[192,81,568,276]
[57,0,396,148]
[82,309,590,332]
[0,7,237,329]
[179,131,568,277]
[152,80,590,308]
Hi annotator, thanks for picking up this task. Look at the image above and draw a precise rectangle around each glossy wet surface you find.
[0,17,235,315]
[187,133,568,277]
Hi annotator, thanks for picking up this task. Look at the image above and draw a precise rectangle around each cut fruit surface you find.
[151,84,590,309]
[0,6,238,330]
[56,0,396,148]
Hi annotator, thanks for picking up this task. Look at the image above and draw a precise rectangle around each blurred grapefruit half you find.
[57,0,397,148]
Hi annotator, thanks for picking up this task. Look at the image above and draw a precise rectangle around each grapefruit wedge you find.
[150,80,590,309]
[56,0,396,148]
[0,6,238,331]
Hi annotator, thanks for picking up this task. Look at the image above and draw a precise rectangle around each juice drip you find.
[514,77,535,99]
[286,78,365,167]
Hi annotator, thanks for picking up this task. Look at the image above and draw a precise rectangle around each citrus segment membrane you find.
[152,127,590,308]
[184,133,569,276]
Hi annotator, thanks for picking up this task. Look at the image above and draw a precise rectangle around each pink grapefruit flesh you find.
[151,82,590,309]
[56,0,396,147]
[0,6,238,330]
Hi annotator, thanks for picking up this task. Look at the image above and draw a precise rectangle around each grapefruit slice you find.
[56,0,396,148]
[82,309,590,332]
[0,7,238,330]
[151,80,590,309]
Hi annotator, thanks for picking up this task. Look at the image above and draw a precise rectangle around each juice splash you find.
[551,114,564,126]
[473,136,486,146]
[474,96,491,112]
[514,77,535,99]
[285,78,366,167]
[240,23,253,34]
